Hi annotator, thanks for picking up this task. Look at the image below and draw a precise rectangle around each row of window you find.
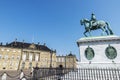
[0,54,74,63]
[22,53,56,62]
[0,54,58,62]
[21,62,55,69]
[0,48,21,52]
[0,54,20,60]
[56,58,75,62]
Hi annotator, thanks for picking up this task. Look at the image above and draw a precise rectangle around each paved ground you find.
[0,70,32,80]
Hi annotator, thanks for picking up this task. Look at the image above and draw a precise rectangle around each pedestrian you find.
[19,70,24,80]
[21,77,27,80]
[30,67,34,76]
[1,72,7,80]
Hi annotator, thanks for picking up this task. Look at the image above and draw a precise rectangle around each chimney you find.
[22,40,25,48]
[14,38,17,45]
[23,40,24,43]
[54,49,56,53]
[15,38,17,42]
[43,43,46,46]
[0,42,2,46]
[37,42,40,50]
[38,42,40,45]
[6,42,8,45]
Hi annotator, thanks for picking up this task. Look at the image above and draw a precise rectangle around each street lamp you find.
[50,50,53,68]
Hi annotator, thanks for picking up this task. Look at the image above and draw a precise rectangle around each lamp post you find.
[50,50,53,68]
[65,55,66,68]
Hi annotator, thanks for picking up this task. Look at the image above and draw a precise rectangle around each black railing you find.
[0,68,120,80]
[33,67,74,80]
[33,67,120,80]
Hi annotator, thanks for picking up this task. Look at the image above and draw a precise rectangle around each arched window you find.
[22,53,26,61]
[29,62,32,69]
[0,54,2,59]
[4,55,8,60]
[29,53,33,62]
[11,56,14,59]
[17,56,20,60]
[35,54,39,61]
[22,62,25,69]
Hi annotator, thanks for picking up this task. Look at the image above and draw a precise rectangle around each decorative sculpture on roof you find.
[80,13,114,37]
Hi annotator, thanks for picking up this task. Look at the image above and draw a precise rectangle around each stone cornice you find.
[77,35,120,46]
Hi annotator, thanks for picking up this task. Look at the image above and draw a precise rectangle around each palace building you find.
[0,40,56,70]
[0,40,77,70]
[56,53,77,68]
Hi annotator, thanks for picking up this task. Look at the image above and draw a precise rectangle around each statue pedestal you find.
[77,35,120,68]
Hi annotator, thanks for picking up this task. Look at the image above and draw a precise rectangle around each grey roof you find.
[3,41,52,52]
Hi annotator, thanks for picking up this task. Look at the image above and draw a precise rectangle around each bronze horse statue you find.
[80,19,113,37]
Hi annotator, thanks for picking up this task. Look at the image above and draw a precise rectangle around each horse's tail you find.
[106,22,114,35]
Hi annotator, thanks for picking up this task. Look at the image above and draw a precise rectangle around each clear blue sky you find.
[0,0,120,60]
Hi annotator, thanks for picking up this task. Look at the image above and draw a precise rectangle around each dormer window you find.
[29,43,36,49]
[4,55,8,60]
[0,54,2,59]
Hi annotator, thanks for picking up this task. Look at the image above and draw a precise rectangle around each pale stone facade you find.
[0,46,21,70]
[56,54,77,68]
[0,41,77,70]
[0,41,56,70]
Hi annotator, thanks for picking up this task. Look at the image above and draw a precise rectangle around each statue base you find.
[77,35,120,68]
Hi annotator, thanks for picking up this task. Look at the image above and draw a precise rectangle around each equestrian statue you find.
[80,13,114,37]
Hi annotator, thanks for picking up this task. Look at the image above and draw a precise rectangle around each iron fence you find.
[33,67,75,80]
[33,67,120,80]
[0,68,120,80]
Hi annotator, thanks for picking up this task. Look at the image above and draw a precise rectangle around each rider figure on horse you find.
[80,13,114,37]
[90,13,97,28]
